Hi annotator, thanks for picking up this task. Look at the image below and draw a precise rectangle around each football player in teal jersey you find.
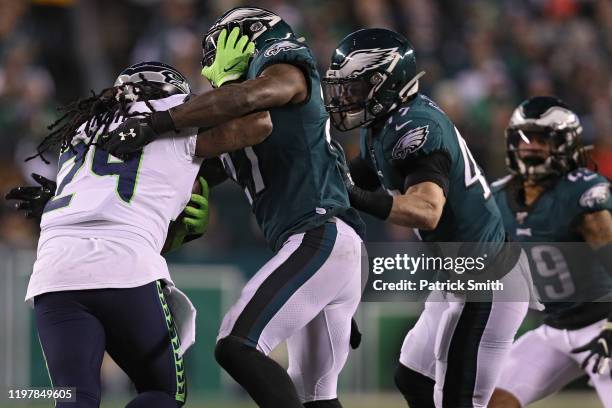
[488,97,612,407]
[97,7,365,408]
[322,28,534,408]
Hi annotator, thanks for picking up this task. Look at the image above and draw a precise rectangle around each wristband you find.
[349,186,393,220]
[150,110,177,134]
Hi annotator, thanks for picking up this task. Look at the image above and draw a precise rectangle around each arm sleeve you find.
[577,179,612,213]
[387,115,451,195]
[397,150,451,196]
[349,156,381,191]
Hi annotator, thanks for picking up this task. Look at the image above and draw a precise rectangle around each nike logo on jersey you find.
[395,120,412,131]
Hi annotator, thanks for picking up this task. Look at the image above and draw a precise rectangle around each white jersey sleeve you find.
[27,94,203,301]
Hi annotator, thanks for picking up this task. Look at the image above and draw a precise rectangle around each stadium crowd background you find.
[1,0,612,258]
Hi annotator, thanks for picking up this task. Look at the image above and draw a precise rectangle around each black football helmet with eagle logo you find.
[505,96,590,180]
[322,28,424,131]
[202,7,295,68]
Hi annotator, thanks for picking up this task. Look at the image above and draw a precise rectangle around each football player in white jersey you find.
[5,61,272,408]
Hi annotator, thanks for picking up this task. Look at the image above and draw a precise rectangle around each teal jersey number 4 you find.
[360,93,505,247]
[492,170,612,328]
[220,39,364,251]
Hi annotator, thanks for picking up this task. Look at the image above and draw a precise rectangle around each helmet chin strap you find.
[399,71,426,101]
[388,71,426,112]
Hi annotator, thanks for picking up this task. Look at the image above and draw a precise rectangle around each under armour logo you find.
[119,128,137,141]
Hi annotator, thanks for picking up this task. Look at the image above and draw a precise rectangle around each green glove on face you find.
[183,177,210,235]
[202,27,255,88]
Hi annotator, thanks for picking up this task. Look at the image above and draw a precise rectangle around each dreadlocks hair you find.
[27,75,169,164]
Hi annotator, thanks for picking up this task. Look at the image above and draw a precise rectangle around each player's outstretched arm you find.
[171,63,307,130]
[97,64,305,157]
[348,147,449,227]
[194,111,273,158]
[388,182,446,230]
[347,179,445,229]
[5,173,56,220]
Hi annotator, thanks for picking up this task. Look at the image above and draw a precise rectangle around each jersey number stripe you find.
[221,147,266,205]
[91,147,143,203]
[455,127,491,199]
[43,142,88,213]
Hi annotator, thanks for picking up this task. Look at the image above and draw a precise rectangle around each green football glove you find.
[202,27,255,88]
[162,178,210,254]
[183,177,209,235]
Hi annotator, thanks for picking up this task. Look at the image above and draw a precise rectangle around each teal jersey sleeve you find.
[563,169,612,220]
[387,115,447,165]
[247,38,317,96]
[385,113,452,193]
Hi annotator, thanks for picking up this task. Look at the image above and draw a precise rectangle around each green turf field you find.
[0,392,602,408]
